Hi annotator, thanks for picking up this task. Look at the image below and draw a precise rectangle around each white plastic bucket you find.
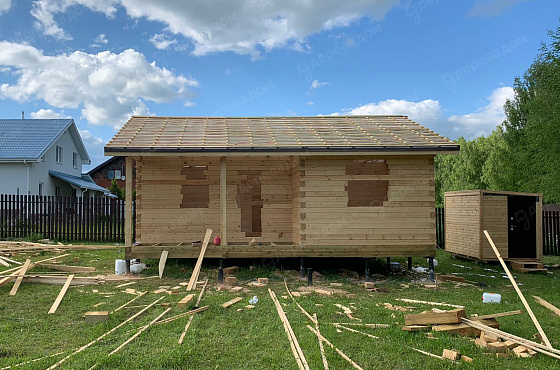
[115,259,127,275]
[482,292,501,303]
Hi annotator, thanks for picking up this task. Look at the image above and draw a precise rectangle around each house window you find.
[345,160,390,207]
[181,165,210,208]
[115,170,122,180]
[55,186,61,197]
[73,152,78,168]
[108,170,114,179]
[39,183,44,197]
[56,146,63,164]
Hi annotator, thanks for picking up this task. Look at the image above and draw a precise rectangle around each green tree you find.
[109,179,124,199]
[501,24,560,203]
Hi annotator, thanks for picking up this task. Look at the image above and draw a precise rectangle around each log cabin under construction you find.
[104,116,460,260]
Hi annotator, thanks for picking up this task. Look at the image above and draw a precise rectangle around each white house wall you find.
[0,129,86,196]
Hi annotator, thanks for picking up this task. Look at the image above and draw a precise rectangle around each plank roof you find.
[105,115,459,155]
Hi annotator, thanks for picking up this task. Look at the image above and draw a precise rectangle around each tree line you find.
[435,24,560,206]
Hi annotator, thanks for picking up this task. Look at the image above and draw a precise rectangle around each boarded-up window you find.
[346,160,389,207]
[346,180,389,207]
[237,172,263,237]
[181,166,209,208]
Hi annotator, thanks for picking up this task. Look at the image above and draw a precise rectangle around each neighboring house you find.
[88,156,136,190]
[0,118,110,197]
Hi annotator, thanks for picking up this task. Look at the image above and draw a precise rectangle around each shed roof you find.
[105,115,459,155]
[0,119,90,163]
[49,171,110,194]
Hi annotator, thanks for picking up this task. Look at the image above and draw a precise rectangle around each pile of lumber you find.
[402,308,524,337]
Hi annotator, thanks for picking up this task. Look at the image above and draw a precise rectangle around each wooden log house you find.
[104,116,459,260]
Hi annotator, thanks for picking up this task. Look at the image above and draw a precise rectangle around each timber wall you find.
[133,155,437,258]
[444,192,481,258]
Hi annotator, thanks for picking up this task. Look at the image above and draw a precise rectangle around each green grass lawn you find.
[1,248,560,369]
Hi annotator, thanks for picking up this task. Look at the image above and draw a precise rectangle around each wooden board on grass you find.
[405,308,466,326]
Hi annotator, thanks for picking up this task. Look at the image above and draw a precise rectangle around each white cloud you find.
[468,0,532,17]
[0,0,11,14]
[448,86,514,137]
[90,34,109,48]
[31,0,117,40]
[184,101,196,107]
[342,98,444,124]
[334,86,513,140]
[149,33,177,50]
[307,101,314,106]
[30,108,71,119]
[79,129,106,170]
[30,0,399,57]
[307,79,329,95]
[0,41,199,128]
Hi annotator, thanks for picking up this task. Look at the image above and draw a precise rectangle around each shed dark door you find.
[508,195,536,258]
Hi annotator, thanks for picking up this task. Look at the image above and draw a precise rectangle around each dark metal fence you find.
[543,211,560,255]
[435,207,445,249]
[0,194,135,243]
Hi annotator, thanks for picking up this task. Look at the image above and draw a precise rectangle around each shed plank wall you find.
[444,194,480,258]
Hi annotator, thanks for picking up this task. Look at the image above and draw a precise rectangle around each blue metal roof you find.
[49,170,111,194]
[0,119,78,160]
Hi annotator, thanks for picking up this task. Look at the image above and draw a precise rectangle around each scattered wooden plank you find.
[155,305,210,325]
[0,257,10,267]
[178,294,195,309]
[0,266,23,288]
[307,325,363,369]
[395,298,464,309]
[48,275,74,314]
[439,275,466,283]
[115,282,136,288]
[470,310,524,320]
[270,289,310,370]
[223,266,239,276]
[405,308,466,326]
[0,256,22,265]
[158,250,169,279]
[85,311,109,323]
[187,229,213,291]
[224,276,237,285]
[533,296,560,317]
[257,278,269,285]
[109,307,172,356]
[37,263,96,273]
[221,297,243,308]
[9,259,31,296]
[178,279,208,344]
[442,349,460,360]
[462,317,560,360]
[402,325,430,332]
[487,342,508,353]
[335,324,378,339]
[18,276,101,285]
[484,230,553,349]
[46,296,164,369]
[111,291,147,314]
[284,279,318,325]
[411,348,445,360]
[433,318,499,336]
[313,313,329,370]
[331,323,390,328]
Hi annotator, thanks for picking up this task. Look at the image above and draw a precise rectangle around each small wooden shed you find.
[105,116,459,260]
[445,190,543,261]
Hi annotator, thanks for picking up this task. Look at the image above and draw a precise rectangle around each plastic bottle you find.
[482,292,502,303]
[115,259,126,275]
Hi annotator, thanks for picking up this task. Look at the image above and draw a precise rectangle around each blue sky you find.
[0,0,558,169]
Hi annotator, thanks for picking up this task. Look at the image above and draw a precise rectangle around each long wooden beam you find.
[48,275,74,314]
[483,230,552,349]
[124,156,133,249]
[307,325,363,370]
[178,279,208,344]
[9,259,31,296]
[533,296,560,317]
[46,296,165,369]
[220,156,227,246]
[186,229,213,291]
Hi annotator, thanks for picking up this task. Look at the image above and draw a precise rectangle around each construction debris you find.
[405,308,466,326]
[187,229,213,291]
[395,298,464,309]
[221,297,243,308]
[85,311,109,323]
[178,279,208,344]
[178,294,195,309]
[532,296,560,316]
[48,275,74,314]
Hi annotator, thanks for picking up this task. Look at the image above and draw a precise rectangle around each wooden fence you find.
[0,194,135,243]
[435,207,445,249]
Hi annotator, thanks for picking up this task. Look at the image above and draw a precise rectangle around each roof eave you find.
[105,145,461,156]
